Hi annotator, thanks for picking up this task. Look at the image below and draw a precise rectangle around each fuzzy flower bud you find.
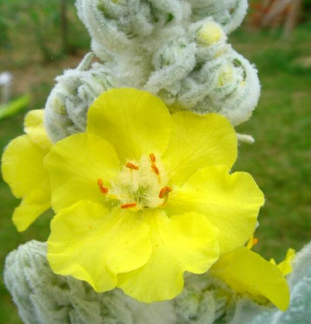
[188,0,248,34]
[45,53,118,142]
[196,21,227,46]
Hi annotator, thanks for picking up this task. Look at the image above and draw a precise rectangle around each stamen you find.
[246,236,259,249]
[121,202,137,209]
[149,153,156,163]
[253,238,259,246]
[97,179,109,194]
[159,186,172,199]
[151,164,160,175]
[126,162,139,170]
[149,153,160,175]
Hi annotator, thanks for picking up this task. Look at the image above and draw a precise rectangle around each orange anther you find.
[149,153,156,163]
[97,179,109,194]
[149,153,160,175]
[151,164,160,175]
[159,186,172,199]
[121,202,137,209]
[253,238,259,246]
[126,162,139,170]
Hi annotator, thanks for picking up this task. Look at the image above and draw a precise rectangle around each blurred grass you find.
[0,22,311,324]
[0,0,90,66]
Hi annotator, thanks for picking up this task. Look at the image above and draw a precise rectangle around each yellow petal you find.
[12,198,50,232]
[118,210,219,303]
[24,109,52,150]
[270,258,277,266]
[1,135,51,231]
[87,88,171,162]
[2,135,50,198]
[162,112,237,186]
[166,165,264,253]
[210,247,290,311]
[48,200,151,293]
[44,133,120,212]
[276,248,296,276]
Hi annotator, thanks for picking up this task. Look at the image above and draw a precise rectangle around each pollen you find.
[97,179,109,194]
[159,186,172,199]
[121,202,137,209]
[126,162,139,170]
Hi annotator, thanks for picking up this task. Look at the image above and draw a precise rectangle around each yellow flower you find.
[1,110,52,231]
[210,246,290,311]
[45,88,264,303]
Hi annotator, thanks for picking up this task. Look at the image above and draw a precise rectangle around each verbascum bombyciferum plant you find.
[2,1,310,323]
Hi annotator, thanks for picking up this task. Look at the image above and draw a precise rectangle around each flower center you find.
[97,153,171,210]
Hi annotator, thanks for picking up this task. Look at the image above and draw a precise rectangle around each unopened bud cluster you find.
[45,0,260,142]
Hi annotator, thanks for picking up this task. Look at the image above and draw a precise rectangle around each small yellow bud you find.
[197,21,226,46]
[217,63,234,87]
